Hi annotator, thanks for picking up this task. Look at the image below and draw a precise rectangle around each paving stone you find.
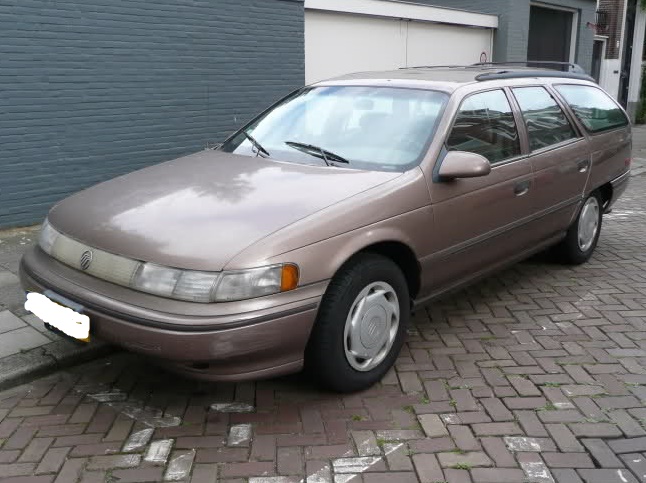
[0,311,26,335]
[411,454,443,483]
[546,424,585,453]
[580,439,624,468]
[86,454,141,470]
[332,457,385,474]
[478,438,515,469]
[0,327,50,358]
[595,396,641,410]
[480,398,513,421]
[515,410,549,437]
[417,414,448,438]
[471,468,526,483]
[576,469,639,483]
[537,410,585,424]
[541,453,595,469]
[144,440,174,465]
[351,431,380,456]
[448,425,480,451]
[471,422,522,437]
[437,451,493,468]
[619,453,646,482]
[608,437,646,454]
[569,423,623,438]
[518,453,554,483]
[551,469,584,483]
[164,450,196,481]
[504,436,542,452]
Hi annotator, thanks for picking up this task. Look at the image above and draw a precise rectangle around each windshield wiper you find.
[285,141,350,166]
[243,131,271,158]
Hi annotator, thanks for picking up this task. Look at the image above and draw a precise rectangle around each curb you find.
[0,338,116,391]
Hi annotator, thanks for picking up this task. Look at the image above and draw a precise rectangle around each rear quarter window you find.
[555,85,629,134]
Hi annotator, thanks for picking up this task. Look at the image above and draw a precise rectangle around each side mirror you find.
[438,151,491,180]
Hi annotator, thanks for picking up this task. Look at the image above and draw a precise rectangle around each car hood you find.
[49,150,401,271]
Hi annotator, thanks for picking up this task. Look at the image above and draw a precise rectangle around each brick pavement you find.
[0,172,644,482]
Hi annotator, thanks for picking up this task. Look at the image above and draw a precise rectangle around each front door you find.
[422,89,536,296]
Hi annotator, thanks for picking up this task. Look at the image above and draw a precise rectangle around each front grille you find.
[50,232,141,288]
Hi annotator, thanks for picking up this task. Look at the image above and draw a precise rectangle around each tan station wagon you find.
[20,64,632,392]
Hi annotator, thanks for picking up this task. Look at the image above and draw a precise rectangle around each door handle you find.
[514,180,531,197]
[577,159,590,173]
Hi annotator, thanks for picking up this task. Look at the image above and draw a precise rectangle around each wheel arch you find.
[336,240,422,300]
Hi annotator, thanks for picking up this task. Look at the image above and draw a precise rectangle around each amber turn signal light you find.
[280,264,299,292]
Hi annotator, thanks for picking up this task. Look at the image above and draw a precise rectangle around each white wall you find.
[305,9,494,83]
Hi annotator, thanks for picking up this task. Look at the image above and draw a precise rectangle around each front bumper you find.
[19,247,323,381]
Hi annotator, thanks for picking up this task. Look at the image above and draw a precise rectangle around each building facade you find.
[1,0,597,228]
[594,0,646,120]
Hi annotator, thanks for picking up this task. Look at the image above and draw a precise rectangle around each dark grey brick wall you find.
[0,0,305,228]
[417,0,596,72]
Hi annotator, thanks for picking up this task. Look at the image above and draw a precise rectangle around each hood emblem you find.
[80,250,93,271]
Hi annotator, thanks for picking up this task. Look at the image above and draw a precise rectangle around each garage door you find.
[305,6,496,83]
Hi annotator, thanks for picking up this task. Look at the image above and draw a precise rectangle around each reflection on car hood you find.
[49,150,401,271]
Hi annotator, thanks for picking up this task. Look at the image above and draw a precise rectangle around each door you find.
[424,89,536,294]
[304,10,494,83]
[528,6,574,64]
[510,86,588,235]
[592,39,605,83]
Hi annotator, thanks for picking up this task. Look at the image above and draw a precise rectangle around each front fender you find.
[259,207,433,287]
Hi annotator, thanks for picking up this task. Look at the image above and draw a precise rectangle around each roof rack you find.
[397,61,595,82]
[400,65,469,70]
[472,61,587,74]
[474,70,594,82]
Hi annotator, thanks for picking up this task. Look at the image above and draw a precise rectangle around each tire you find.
[306,253,410,393]
[554,191,603,265]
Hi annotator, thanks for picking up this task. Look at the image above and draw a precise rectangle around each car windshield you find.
[220,86,449,171]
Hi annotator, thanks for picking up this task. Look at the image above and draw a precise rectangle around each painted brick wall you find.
[416,0,596,72]
[0,0,305,228]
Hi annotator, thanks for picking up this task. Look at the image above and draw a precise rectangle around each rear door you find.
[425,89,536,294]
[553,84,632,193]
[510,85,588,235]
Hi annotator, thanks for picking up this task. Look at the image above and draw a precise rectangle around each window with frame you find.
[446,89,521,164]
[512,87,578,152]
[555,84,629,133]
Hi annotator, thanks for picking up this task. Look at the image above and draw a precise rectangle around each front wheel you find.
[554,192,603,265]
[306,253,410,393]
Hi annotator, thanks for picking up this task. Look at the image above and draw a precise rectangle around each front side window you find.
[220,86,449,172]
[556,84,629,133]
[446,89,521,164]
[512,87,578,152]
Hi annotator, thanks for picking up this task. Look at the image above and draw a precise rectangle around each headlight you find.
[39,218,61,255]
[131,263,299,303]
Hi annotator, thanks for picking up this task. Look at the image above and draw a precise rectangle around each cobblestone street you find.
[0,170,644,482]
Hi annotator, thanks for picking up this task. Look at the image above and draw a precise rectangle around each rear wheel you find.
[306,253,409,393]
[554,192,603,265]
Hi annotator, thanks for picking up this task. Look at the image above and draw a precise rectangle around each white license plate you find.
[25,292,90,342]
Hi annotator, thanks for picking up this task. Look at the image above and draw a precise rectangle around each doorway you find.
[592,38,607,83]
[528,4,577,64]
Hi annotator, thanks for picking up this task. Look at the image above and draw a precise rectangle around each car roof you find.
[315,64,595,93]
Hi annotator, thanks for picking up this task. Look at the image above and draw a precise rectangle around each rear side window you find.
[512,87,578,152]
[446,89,521,164]
[556,85,629,133]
